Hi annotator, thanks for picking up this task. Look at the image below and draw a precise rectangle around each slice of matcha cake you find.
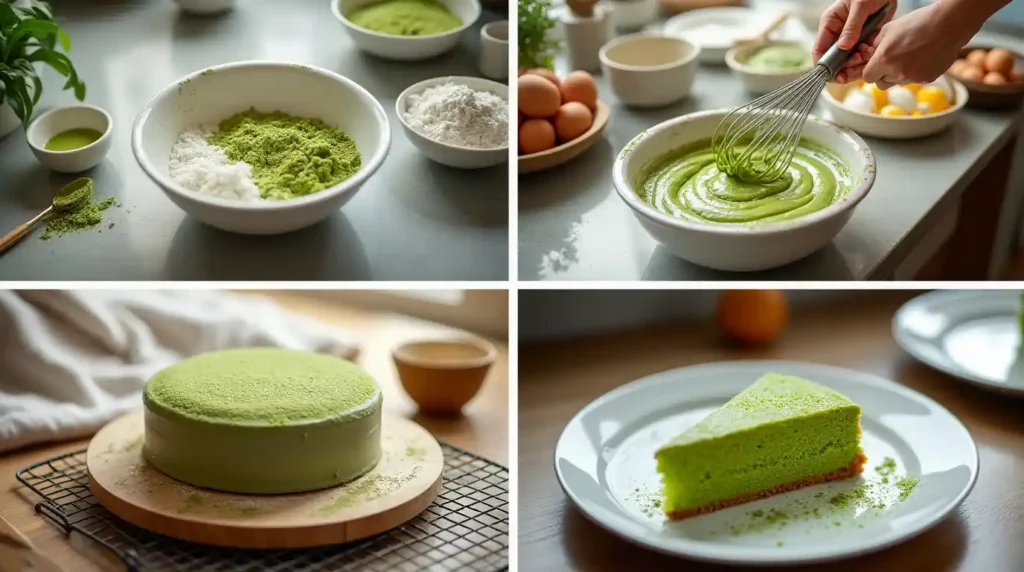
[655,373,866,519]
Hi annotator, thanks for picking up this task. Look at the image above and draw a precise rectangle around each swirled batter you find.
[635,138,852,225]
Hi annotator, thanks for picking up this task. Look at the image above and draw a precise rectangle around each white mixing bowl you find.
[132,61,390,235]
[612,109,875,272]
[333,0,481,61]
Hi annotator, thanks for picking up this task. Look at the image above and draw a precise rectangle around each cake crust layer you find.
[665,452,867,520]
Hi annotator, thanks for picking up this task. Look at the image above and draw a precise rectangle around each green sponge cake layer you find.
[656,373,865,519]
[143,348,383,494]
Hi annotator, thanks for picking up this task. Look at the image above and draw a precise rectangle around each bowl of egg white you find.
[820,75,968,140]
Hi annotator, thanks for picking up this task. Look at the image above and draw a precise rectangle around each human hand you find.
[862,2,974,90]
[813,0,896,84]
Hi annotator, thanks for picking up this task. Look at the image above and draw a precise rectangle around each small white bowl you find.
[173,0,235,15]
[609,0,658,31]
[599,33,700,108]
[26,104,112,173]
[820,77,969,140]
[332,0,481,61]
[612,109,876,272]
[726,40,814,95]
[132,61,391,235]
[478,20,508,80]
[396,76,508,169]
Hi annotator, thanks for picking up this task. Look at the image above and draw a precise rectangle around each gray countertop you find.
[519,60,1021,281]
[0,0,508,281]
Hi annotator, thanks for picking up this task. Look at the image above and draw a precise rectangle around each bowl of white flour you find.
[396,76,508,170]
[131,61,391,235]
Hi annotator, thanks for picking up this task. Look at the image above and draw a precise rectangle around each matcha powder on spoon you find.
[207,108,361,201]
[42,178,118,240]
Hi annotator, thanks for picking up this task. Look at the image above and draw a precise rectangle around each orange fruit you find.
[716,290,789,345]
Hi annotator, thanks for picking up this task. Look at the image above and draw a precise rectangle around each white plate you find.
[893,290,1024,395]
[554,360,978,565]
[662,7,804,64]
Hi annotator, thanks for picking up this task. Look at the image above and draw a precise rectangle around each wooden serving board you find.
[87,410,444,549]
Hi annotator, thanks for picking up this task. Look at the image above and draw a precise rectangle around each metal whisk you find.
[712,3,892,184]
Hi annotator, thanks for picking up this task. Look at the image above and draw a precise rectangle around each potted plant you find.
[0,0,86,136]
[518,0,560,72]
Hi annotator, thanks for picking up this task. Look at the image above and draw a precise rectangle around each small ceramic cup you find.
[173,0,236,15]
[26,104,112,173]
[393,337,497,415]
[479,21,509,80]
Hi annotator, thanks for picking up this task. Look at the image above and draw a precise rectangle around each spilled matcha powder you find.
[41,178,119,240]
[207,108,361,200]
[347,0,461,36]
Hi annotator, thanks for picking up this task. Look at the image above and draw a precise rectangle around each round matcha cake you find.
[143,348,383,494]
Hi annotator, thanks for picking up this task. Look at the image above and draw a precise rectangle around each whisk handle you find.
[818,2,892,78]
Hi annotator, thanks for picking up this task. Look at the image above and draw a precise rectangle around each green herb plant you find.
[0,0,86,128]
[518,0,560,70]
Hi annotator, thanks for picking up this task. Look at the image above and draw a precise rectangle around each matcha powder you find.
[41,178,118,240]
[145,348,379,424]
[207,109,361,200]
[348,0,461,36]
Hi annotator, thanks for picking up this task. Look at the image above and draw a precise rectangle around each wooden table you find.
[520,291,1024,571]
[0,291,508,572]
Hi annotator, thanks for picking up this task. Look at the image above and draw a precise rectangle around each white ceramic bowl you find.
[726,40,814,95]
[132,61,391,235]
[663,6,759,64]
[612,109,876,272]
[173,0,235,15]
[599,33,700,108]
[396,76,508,169]
[820,77,968,139]
[609,0,658,31]
[27,104,113,173]
[332,0,481,61]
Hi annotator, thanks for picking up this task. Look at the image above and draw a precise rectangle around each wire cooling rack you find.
[16,442,508,571]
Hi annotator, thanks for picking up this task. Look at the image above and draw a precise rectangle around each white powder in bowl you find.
[168,126,260,200]
[403,82,508,149]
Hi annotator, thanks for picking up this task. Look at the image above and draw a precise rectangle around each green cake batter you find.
[143,348,383,494]
[635,138,853,225]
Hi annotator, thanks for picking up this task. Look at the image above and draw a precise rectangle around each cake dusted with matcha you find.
[143,348,383,494]
[656,373,866,519]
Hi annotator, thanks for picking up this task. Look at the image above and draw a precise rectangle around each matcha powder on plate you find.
[347,0,462,36]
[42,178,118,240]
[207,108,361,201]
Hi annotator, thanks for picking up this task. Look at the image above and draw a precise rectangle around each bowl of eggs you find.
[948,46,1024,109]
[518,68,609,174]
[819,75,967,139]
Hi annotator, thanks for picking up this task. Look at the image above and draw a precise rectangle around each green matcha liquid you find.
[45,128,103,151]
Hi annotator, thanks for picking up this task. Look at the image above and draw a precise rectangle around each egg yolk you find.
[911,110,924,117]
[917,86,950,113]
[904,83,923,94]
[869,84,888,112]
[879,105,906,117]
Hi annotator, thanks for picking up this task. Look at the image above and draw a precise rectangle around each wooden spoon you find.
[734,11,791,46]
[0,178,93,255]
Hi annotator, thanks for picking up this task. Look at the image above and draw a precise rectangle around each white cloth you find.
[0,290,359,454]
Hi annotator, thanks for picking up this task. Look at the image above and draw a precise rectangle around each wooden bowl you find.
[393,337,496,415]
[518,100,610,175]
[950,45,1024,110]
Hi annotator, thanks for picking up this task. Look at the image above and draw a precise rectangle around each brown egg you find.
[966,49,988,68]
[554,102,593,143]
[526,68,560,90]
[960,65,985,82]
[984,71,1008,85]
[984,48,1014,75]
[518,74,561,118]
[519,119,556,154]
[949,59,968,76]
[560,70,599,110]
[519,109,524,127]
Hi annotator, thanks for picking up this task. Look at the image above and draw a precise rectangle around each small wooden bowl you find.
[393,338,497,415]
[518,100,610,175]
[950,45,1024,110]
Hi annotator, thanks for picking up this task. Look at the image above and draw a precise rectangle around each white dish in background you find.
[726,40,814,95]
[599,33,700,108]
[396,76,508,170]
[820,77,968,140]
[555,360,978,565]
[609,0,658,31]
[132,61,391,235]
[332,0,481,61]
[27,104,113,173]
[663,7,796,64]
[893,290,1024,396]
[612,109,875,272]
